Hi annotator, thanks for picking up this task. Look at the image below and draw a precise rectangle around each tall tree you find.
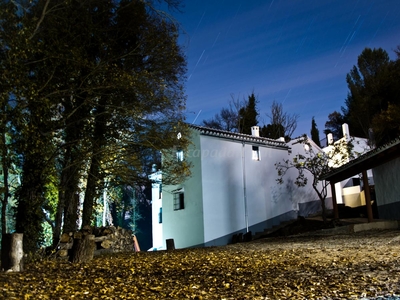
[343,47,392,141]
[310,117,321,147]
[238,92,258,134]
[369,46,400,146]
[1,0,190,252]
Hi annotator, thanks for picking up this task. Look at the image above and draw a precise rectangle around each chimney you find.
[342,123,350,141]
[251,126,259,137]
[327,133,333,145]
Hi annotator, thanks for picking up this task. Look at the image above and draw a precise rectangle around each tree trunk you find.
[320,197,327,223]
[69,234,95,263]
[54,171,67,247]
[1,233,24,272]
[81,157,101,227]
[1,129,9,235]
[55,93,90,246]
[63,192,79,233]
[81,99,107,228]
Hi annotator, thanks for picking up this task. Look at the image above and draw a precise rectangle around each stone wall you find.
[57,226,137,258]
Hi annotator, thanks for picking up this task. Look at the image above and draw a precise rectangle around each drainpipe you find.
[241,141,249,233]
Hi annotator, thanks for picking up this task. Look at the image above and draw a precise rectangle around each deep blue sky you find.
[171,0,400,138]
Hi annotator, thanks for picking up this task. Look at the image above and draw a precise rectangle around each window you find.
[173,190,185,210]
[159,183,162,199]
[252,146,260,161]
[158,208,162,223]
[176,149,184,161]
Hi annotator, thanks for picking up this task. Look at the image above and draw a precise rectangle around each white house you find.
[322,123,372,208]
[149,123,374,250]
[150,125,325,250]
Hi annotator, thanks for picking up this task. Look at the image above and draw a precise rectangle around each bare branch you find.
[29,0,51,40]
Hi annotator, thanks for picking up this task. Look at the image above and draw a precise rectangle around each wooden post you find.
[330,182,339,219]
[362,170,373,222]
[166,239,175,250]
[1,233,24,272]
[132,235,140,252]
[70,234,95,263]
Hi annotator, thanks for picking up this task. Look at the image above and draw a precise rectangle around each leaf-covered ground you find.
[1,229,400,299]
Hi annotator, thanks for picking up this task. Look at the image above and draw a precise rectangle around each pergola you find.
[320,137,400,222]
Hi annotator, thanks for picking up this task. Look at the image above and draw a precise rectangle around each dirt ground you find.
[1,221,399,299]
[227,225,400,299]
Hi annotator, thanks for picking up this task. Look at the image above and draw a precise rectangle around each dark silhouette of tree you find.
[263,101,299,140]
[369,46,400,146]
[325,46,400,147]
[260,124,285,139]
[311,117,321,147]
[324,111,346,141]
[343,47,393,142]
[201,92,258,133]
[202,98,241,132]
[238,92,259,134]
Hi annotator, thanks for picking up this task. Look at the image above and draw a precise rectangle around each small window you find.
[159,183,162,199]
[176,149,184,161]
[173,191,184,210]
[158,207,162,223]
[252,146,260,161]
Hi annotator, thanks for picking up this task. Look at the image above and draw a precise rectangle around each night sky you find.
[172,0,400,138]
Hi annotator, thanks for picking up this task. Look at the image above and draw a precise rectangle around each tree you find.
[371,103,400,146]
[260,123,285,139]
[343,47,394,142]
[238,92,259,134]
[324,111,346,141]
[202,97,242,132]
[275,136,354,223]
[369,46,400,146]
[310,117,321,147]
[262,101,299,140]
[201,92,259,133]
[1,0,189,252]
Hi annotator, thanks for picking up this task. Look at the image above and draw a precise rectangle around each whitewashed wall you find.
[199,136,246,245]
[161,131,205,249]
[155,131,336,249]
[286,139,331,216]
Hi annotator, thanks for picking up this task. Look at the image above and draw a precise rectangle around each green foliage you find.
[1,0,188,252]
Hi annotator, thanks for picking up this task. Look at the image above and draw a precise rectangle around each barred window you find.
[173,191,185,210]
